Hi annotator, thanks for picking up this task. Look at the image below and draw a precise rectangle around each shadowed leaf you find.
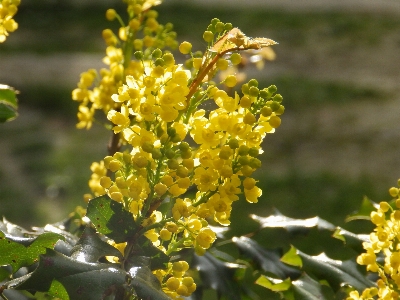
[86,195,137,243]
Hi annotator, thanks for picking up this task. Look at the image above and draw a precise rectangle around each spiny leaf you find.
[12,249,126,300]
[297,250,373,292]
[346,196,379,222]
[0,230,63,272]
[332,228,369,252]
[251,209,336,233]
[86,195,137,243]
[233,236,300,279]
[281,245,302,268]
[192,252,246,300]
[255,275,291,292]
[127,256,170,300]
[70,226,123,263]
[291,273,326,300]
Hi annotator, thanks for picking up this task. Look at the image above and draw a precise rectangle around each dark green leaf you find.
[13,249,126,300]
[135,235,169,270]
[346,196,378,222]
[127,256,170,300]
[193,252,246,300]
[291,273,325,300]
[0,218,29,237]
[332,228,369,252]
[0,103,17,122]
[86,195,137,243]
[70,226,123,263]
[233,236,301,279]
[297,250,373,292]
[0,231,63,272]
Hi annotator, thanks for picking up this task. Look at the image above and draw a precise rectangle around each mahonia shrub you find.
[71,0,282,298]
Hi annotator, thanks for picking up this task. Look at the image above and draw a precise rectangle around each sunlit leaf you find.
[256,275,291,292]
[251,209,336,234]
[0,231,63,272]
[281,245,302,268]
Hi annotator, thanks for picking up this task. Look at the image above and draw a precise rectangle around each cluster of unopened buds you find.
[0,0,20,43]
[349,180,400,300]
[72,0,282,298]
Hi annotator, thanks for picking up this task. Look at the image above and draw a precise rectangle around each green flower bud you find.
[248,147,259,157]
[165,148,176,159]
[167,158,179,170]
[151,148,162,159]
[179,142,190,152]
[267,85,277,94]
[248,79,258,87]
[203,31,214,43]
[273,94,283,103]
[215,22,225,33]
[270,101,280,112]
[152,48,162,58]
[241,83,249,95]
[142,141,154,153]
[230,53,242,65]
[249,86,259,97]
[238,145,249,156]
[224,23,233,31]
[249,158,261,169]
[134,51,144,60]
[228,138,239,149]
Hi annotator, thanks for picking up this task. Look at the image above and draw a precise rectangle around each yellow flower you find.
[193,167,218,192]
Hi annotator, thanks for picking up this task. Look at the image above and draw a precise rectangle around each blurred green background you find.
[1,0,400,239]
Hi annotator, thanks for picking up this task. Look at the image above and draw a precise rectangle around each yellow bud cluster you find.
[0,0,20,43]
[355,179,400,299]
[153,261,196,299]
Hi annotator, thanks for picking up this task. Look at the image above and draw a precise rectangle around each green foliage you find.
[0,85,18,122]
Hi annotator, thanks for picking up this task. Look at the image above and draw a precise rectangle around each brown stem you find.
[108,131,121,157]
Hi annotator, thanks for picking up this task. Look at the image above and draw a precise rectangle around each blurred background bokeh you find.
[1,0,400,238]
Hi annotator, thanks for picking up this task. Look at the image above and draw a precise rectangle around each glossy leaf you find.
[233,236,300,279]
[291,273,325,300]
[0,230,63,272]
[251,209,336,233]
[297,250,373,291]
[127,256,170,300]
[70,226,122,263]
[0,85,18,122]
[86,195,137,243]
[12,249,126,299]
[332,227,369,252]
[193,252,246,300]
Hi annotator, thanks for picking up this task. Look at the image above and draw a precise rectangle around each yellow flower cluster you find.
[0,0,19,43]
[72,0,177,129]
[76,2,282,298]
[352,181,400,300]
